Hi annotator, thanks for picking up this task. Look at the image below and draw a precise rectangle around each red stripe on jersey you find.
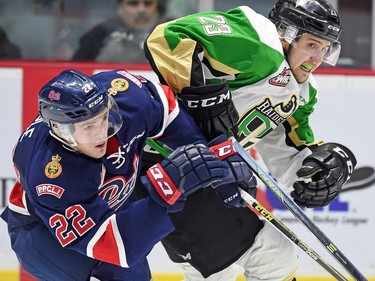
[105,135,121,156]
[9,181,26,209]
[159,84,177,114]
[92,219,121,266]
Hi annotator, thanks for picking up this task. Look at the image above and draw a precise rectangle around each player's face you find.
[72,110,109,159]
[287,34,331,83]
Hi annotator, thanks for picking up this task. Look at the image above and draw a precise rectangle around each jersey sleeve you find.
[145,6,284,93]
[92,69,206,149]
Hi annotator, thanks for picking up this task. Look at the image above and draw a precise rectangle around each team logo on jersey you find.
[269,67,291,87]
[108,78,129,96]
[45,154,63,178]
[48,90,61,101]
[99,156,139,210]
[237,95,298,148]
[36,184,65,198]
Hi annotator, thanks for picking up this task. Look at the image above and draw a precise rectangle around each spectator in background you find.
[0,26,21,59]
[72,0,165,63]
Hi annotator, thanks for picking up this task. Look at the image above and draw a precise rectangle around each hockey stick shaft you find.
[228,134,367,281]
[239,189,347,281]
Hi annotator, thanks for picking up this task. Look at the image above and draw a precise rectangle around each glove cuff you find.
[312,142,357,178]
[180,82,230,99]
[209,139,237,161]
[328,142,357,167]
[146,163,182,205]
[180,83,232,117]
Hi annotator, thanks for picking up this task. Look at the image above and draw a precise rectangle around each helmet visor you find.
[52,95,123,145]
[284,27,341,65]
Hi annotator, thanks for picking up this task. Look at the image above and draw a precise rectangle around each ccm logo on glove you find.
[184,91,231,108]
[209,140,237,160]
[147,164,182,205]
[333,146,354,176]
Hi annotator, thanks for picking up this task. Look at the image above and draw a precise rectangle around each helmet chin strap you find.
[285,44,293,58]
[49,130,80,153]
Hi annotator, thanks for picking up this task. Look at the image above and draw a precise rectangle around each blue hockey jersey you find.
[2,69,206,268]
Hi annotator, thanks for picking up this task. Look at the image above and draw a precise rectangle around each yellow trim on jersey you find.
[202,46,240,75]
[146,21,193,93]
[286,115,324,147]
[146,22,240,94]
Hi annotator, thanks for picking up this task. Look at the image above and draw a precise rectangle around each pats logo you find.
[99,156,139,210]
[48,90,61,101]
[99,176,136,211]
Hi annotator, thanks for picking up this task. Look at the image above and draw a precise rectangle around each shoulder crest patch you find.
[108,78,129,96]
[45,154,62,179]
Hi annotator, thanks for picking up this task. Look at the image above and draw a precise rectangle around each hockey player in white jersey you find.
[142,0,357,280]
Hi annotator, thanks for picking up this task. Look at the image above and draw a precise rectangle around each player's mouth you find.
[95,142,106,149]
[301,63,314,73]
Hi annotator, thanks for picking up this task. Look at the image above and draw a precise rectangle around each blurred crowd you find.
[0,0,371,69]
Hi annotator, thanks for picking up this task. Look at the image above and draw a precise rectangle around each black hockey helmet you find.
[269,0,342,65]
[269,0,341,42]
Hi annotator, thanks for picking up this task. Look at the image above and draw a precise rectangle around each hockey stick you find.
[238,189,348,281]
[341,166,375,193]
[227,133,367,281]
[146,139,348,280]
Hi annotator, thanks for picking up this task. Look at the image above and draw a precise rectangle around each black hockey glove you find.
[180,82,239,141]
[209,134,257,208]
[291,143,357,208]
[142,143,235,213]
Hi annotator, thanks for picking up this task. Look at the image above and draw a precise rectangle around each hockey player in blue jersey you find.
[0,69,257,281]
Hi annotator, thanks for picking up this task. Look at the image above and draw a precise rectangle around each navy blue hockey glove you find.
[209,134,257,208]
[292,143,357,208]
[142,143,234,212]
[180,82,239,141]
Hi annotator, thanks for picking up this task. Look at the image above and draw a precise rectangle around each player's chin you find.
[294,68,310,83]
[92,150,106,159]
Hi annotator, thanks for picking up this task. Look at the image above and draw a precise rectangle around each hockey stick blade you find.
[239,189,348,281]
[341,166,375,193]
[228,135,368,281]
